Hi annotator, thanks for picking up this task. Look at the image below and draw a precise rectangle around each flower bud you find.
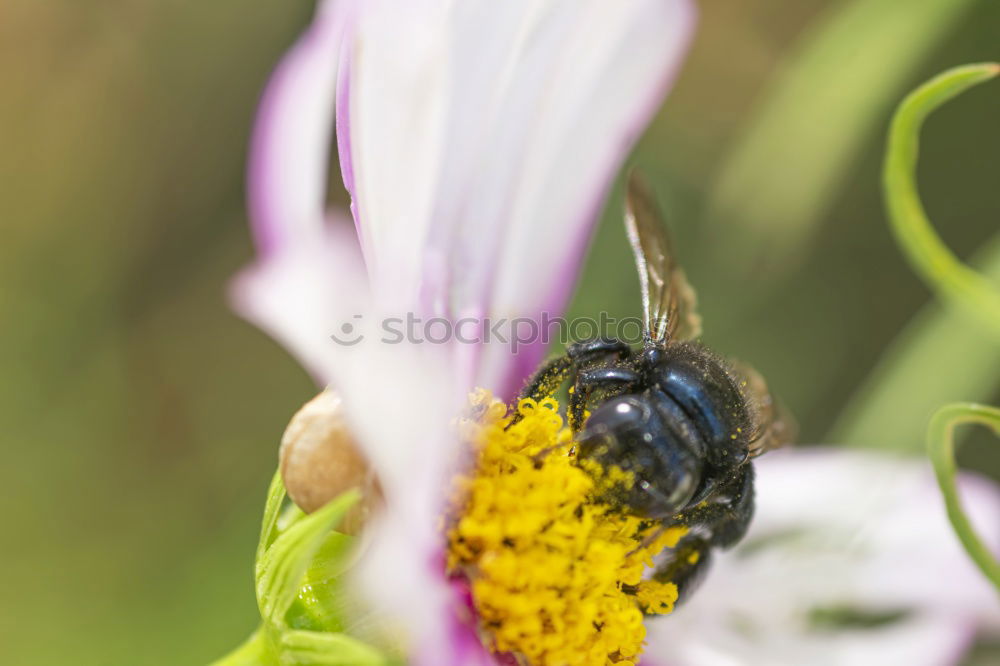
[279,390,380,532]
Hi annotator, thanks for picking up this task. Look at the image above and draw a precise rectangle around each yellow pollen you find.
[447,389,685,665]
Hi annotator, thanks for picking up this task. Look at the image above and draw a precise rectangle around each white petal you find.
[645,448,1000,666]
[231,216,368,385]
[481,0,696,396]
[342,0,696,396]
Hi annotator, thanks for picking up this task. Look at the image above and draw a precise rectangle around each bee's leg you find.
[518,338,631,402]
[704,464,755,549]
[569,367,640,432]
[566,337,632,364]
[674,464,755,548]
[511,338,632,428]
[516,355,574,405]
[648,535,713,606]
[646,468,755,607]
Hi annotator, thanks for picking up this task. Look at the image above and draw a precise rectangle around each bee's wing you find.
[624,174,702,344]
[729,360,797,458]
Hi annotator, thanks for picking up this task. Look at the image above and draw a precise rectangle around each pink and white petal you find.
[247,0,350,257]
[328,3,699,661]
[334,338,485,664]
[230,216,367,385]
[646,614,973,666]
[751,449,1000,622]
[481,0,696,397]
[645,448,1000,666]
[339,0,697,396]
[237,239,476,662]
[355,516,498,666]
[340,0,452,307]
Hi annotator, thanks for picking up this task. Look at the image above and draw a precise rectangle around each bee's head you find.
[576,395,702,519]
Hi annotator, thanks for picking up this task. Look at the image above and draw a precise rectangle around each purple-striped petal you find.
[645,448,1000,666]
[338,0,697,397]
[480,0,696,397]
[247,0,349,257]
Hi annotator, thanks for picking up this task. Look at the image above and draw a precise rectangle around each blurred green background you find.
[1,1,998,664]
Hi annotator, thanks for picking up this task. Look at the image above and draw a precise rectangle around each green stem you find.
[884,62,1000,338]
[210,628,271,666]
[927,403,1000,592]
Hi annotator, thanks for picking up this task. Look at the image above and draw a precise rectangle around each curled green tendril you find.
[928,403,1000,592]
[885,65,1000,593]
[884,62,1000,337]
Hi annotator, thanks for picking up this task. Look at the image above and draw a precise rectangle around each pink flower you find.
[231,2,1000,664]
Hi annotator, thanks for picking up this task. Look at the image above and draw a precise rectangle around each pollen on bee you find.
[446,390,684,666]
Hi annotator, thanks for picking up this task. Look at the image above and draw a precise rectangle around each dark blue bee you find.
[517,175,794,602]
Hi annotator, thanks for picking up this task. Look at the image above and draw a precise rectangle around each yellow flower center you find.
[446,389,686,666]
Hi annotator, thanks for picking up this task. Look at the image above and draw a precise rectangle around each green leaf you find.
[284,530,357,632]
[259,470,287,562]
[209,628,276,666]
[927,403,1000,592]
[883,62,1000,338]
[256,490,360,626]
[278,630,392,666]
[708,0,981,279]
